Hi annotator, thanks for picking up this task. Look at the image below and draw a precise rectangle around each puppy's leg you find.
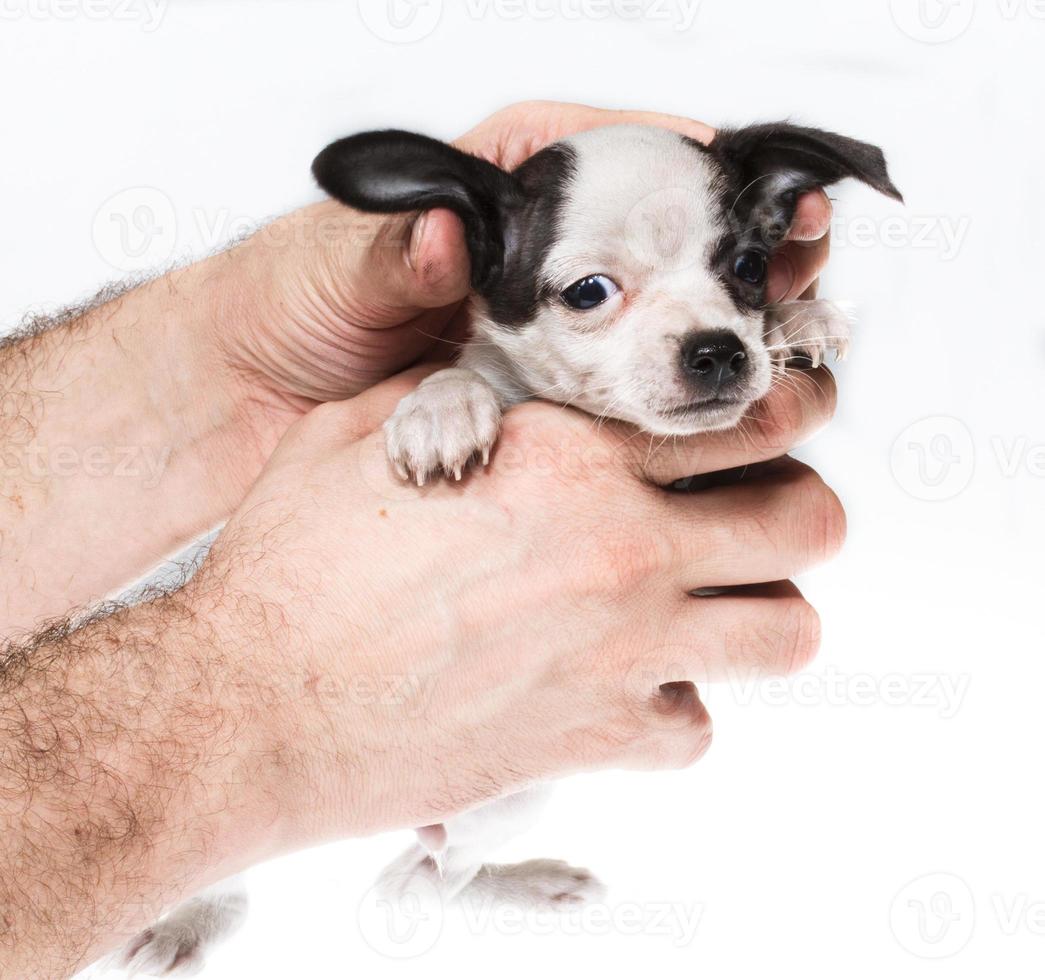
[764,299,853,370]
[376,786,605,911]
[383,367,503,485]
[375,841,483,905]
[120,876,247,977]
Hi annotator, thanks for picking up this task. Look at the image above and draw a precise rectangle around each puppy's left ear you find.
[711,122,903,247]
[312,130,522,291]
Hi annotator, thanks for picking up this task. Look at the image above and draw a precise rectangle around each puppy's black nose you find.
[681,331,748,388]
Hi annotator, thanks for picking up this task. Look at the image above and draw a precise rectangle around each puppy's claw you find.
[765,300,853,376]
[393,462,409,482]
[383,368,503,487]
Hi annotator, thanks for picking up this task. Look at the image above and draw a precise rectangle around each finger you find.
[621,682,714,772]
[788,189,833,242]
[767,190,832,302]
[596,106,716,145]
[364,207,472,314]
[456,100,716,169]
[617,368,837,485]
[667,581,822,682]
[767,191,832,303]
[770,235,832,304]
[658,457,846,589]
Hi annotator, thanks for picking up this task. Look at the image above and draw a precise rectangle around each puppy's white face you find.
[474,126,775,435]
[314,121,899,447]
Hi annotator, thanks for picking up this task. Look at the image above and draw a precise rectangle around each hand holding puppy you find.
[184,363,844,847]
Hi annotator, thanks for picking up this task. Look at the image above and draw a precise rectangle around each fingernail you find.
[407,212,429,272]
[789,189,833,242]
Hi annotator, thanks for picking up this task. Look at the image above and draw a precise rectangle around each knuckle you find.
[661,718,714,771]
[499,401,567,444]
[641,686,713,770]
[297,399,343,441]
[590,526,675,598]
[495,403,621,490]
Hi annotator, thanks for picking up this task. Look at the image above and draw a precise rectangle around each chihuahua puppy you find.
[119,122,900,975]
[314,121,901,484]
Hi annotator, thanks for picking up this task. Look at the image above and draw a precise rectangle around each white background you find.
[2,0,1043,976]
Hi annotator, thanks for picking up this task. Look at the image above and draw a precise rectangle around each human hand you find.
[188,363,843,848]
[213,101,833,437]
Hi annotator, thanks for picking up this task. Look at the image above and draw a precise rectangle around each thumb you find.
[359,207,473,317]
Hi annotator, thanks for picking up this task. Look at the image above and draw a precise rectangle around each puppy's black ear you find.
[312,130,522,291]
[711,122,903,248]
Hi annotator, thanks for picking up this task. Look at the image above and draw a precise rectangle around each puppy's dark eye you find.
[733,250,768,286]
[561,275,618,310]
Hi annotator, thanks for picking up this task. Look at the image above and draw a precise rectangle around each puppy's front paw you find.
[384,368,502,485]
[765,299,853,370]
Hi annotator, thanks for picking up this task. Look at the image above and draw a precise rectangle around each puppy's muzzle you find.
[681,330,748,393]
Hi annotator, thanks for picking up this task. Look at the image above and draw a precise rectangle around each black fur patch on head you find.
[711,122,902,252]
[678,137,769,312]
[484,144,577,329]
[312,130,523,291]
[313,130,576,313]
[700,122,903,312]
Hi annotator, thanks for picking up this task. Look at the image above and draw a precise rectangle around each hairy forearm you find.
[0,254,296,640]
[0,587,283,979]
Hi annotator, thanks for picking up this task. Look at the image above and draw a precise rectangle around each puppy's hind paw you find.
[121,924,207,977]
[384,368,502,485]
[461,858,607,910]
[119,885,247,977]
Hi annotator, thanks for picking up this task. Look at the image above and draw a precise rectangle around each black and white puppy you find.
[313,122,902,483]
[119,122,900,976]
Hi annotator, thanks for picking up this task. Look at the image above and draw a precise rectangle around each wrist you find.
[182,566,375,850]
[0,265,303,635]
